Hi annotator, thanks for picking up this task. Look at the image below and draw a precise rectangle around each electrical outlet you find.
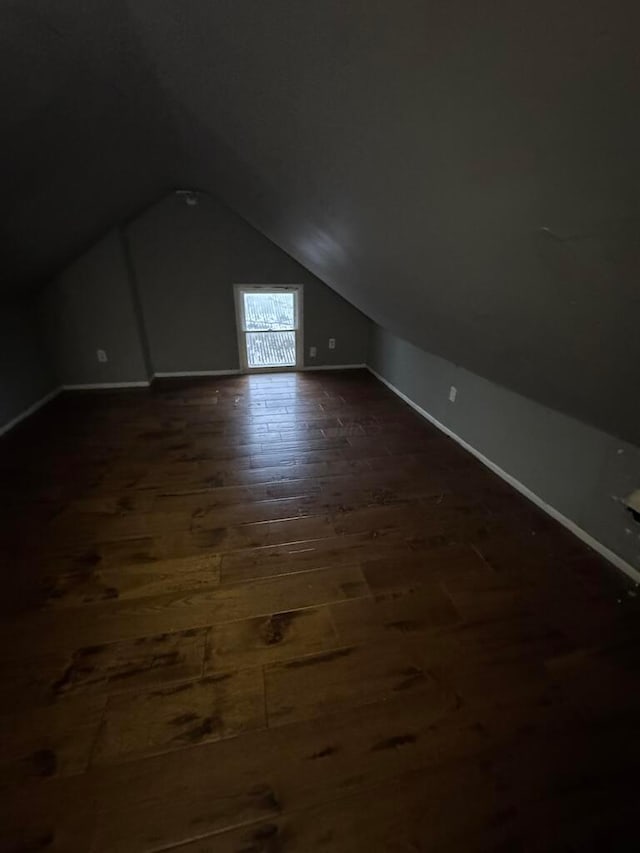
[448,385,457,403]
[309,346,317,358]
[328,338,336,350]
[97,349,108,363]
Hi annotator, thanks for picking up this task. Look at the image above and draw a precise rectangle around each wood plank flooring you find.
[0,368,638,851]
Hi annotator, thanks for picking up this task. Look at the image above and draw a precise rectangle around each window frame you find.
[233,284,304,373]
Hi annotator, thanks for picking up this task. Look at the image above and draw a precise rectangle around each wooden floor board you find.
[0,368,638,851]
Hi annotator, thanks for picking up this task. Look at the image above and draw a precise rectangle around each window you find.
[234,285,303,371]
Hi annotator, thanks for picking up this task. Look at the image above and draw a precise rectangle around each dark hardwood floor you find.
[0,368,638,852]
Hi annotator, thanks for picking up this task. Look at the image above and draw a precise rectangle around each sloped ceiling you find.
[3,1,640,441]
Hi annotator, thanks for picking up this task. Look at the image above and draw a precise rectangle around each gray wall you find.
[130,0,640,445]
[0,294,56,431]
[40,230,149,386]
[37,192,369,382]
[4,3,640,441]
[369,323,640,573]
[126,192,370,373]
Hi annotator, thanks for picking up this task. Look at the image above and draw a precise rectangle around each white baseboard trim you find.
[61,381,151,390]
[152,366,365,378]
[0,387,62,437]
[367,365,640,585]
[153,370,241,378]
[302,363,366,371]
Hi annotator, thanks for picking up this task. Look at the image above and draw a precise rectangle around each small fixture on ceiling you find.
[176,190,199,206]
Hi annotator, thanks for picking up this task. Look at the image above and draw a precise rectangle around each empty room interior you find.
[2,2,640,850]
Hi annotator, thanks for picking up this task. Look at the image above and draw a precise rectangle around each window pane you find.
[243,292,295,331]
[246,331,296,367]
